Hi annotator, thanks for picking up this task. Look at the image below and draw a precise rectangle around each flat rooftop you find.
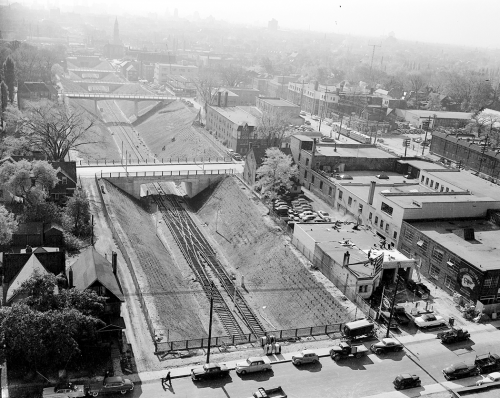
[407,218,500,271]
[342,182,432,203]
[427,170,500,200]
[209,106,259,126]
[315,145,397,159]
[405,110,473,119]
[294,223,411,277]
[398,159,446,171]
[259,98,299,108]
[336,171,420,186]
[387,193,497,209]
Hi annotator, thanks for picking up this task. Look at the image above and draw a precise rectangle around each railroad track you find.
[101,100,145,161]
[150,183,266,338]
[150,184,245,338]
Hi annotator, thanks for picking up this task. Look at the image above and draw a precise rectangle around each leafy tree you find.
[0,205,17,245]
[0,272,105,370]
[217,65,246,87]
[3,56,15,103]
[16,100,98,161]
[0,159,58,205]
[256,148,298,199]
[260,57,274,74]
[407,71,427,110]
[62,188,92,238]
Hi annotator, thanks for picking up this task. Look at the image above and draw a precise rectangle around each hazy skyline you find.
[20,0,500,49]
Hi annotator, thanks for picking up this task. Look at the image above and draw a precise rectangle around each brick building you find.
[398,217,500,309]
[430,131,500,180]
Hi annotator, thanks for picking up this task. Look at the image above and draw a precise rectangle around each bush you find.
[63,231,87,252]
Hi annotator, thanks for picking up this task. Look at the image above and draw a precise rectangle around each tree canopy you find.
[256,148,298,199]
[0,272,105,370]
[15,100,98,161]
[0,205,17,245]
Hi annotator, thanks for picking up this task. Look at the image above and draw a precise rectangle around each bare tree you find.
[191,69,222,116]
[17,100,99,161]
[255,110,293,148]
[407,71,427,110]
[470,110,500,146]
[217,65,246,87]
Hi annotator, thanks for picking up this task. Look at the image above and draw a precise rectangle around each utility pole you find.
[422,116,431,156]
[206,282,214,364]
[368,44,381,87]
[386,263,401,338]
[318,85,329,131]
[477,134,489,175]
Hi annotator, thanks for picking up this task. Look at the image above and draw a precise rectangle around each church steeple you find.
[113,17,120,44]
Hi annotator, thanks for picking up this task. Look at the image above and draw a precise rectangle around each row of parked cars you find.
[43,377,134,398]
[273,197,331,224]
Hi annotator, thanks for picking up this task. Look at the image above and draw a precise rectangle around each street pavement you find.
[122,321,500,398]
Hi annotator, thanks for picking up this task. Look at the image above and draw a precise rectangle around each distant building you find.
[206,103,260,155]
[268,18,278,31]
[399,110,472,129]
[243,146,268,185]
[153,63,198,85]
[164,74,196,96]
[256,97,301,120]
[11,222,63,247]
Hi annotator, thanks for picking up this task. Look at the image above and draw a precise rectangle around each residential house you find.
[2,250,66,305]
[17,82,58,109]
[11,222,63,247]
[68,247,125,335]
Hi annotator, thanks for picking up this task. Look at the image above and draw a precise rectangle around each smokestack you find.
[343,251,350,266]
[224,91,228,107]
[112,251,117,275]
[368,181,376,205]
[68,266,73,288]
[217,91,221,107]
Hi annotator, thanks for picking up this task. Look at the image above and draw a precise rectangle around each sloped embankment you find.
[135,101,223,161]
[114,83,159,121]
[102,180,211,340]
[194,177,350,330]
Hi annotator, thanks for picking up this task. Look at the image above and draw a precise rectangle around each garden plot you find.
[135,101,224,161]
[194,177,351,330]
[103,180,222,340]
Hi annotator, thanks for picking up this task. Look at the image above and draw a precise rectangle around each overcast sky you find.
[35,0,500,49]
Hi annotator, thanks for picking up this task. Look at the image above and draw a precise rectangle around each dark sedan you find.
[87,377,134,396]
[443,362,479,380]
[370,338,404,355]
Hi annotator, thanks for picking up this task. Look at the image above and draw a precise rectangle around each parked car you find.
[393,374,421,390]
[305,121,311,125]
[476,371,500,386]
[393,305,411,325]
[379,311,399,330]
[317,210,330,221]
[437,328,470,344]
[370,338,403,355]
[443,362,479,380]
[87,377,134,396]
[299,210,316,218]
[335,174,354,180]
[191,363,230,381]
[235,357,271,375]
[311,115,319,121]
[406,280,431,298]
[412,137,422,143]
[233,154,242,161]
[292,350,319,366]
[300,111,306,116]
[414,313,447,329]
[321,137,335,142]
[43,383,86,398]
[343,319,376,340]
[302,215,317,222]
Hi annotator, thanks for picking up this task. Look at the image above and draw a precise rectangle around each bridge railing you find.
[78,157,233,166]
[100,169,235,178]
[64,93,176,100]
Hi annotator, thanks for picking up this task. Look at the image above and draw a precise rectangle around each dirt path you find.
[81,177,162,372]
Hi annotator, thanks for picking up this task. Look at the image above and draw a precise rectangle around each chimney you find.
[343,251,350,266]
[112,251,118,275]
[224,91,228,107]
[463,228,475,241]
[217,91,221,106]
[368,181,376,205]
[25,245,32,254]
[68,266,73,288]
[314,80,319,91]
[311,139,317,169]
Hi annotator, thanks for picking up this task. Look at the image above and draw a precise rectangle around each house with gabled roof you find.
[68,247,124,318]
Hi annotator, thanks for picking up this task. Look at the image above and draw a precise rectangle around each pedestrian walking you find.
[165,371,172,386]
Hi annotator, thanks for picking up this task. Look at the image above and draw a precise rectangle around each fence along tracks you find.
[150,183,266,338]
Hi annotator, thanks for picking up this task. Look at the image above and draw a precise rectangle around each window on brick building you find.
[320,181,323,189]
[328,187,333,196]
[338,190,343,200]
[430,265,440,280]
[431,247,444,262]
[374,216,378,225]
[304,171,308,179]
[380,220,384,229]
[312,175,315,184]
[348,197,352,206]
[306,158,309,166]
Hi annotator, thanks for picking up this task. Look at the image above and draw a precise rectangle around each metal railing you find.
[77,157,233,167]
[155,324,342,353]
[63,92,176,100]
[100,169,235,178]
